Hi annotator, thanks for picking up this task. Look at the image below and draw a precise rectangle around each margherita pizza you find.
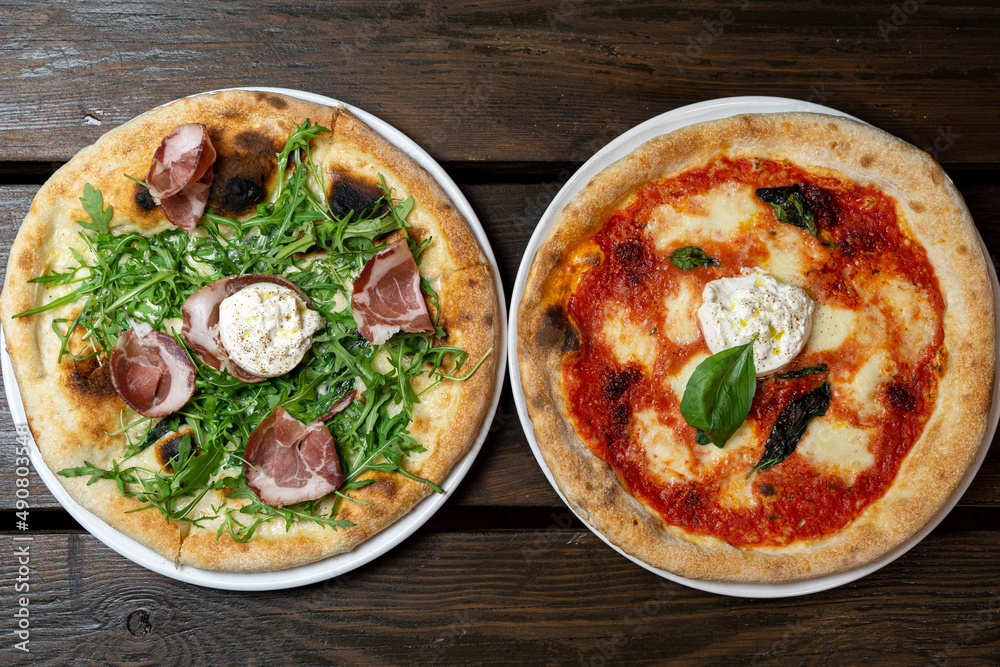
[1,90,499,572]
[518,113,994,583]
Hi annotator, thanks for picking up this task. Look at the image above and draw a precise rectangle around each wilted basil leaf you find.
[756,185,818,238]
[752,382,831,474]
[772,363,828,380]
[670,246,719,270]
[680,334,759,448]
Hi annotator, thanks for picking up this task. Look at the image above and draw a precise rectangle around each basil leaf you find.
[670,246,718,270]
[680,333,759,448]
[756,185,818,238]
[752,382,830,474]
[694,428,717,447]
[772,363,828,380]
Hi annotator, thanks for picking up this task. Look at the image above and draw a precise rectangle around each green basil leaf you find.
[756,185,818,238]
[680,333,758,448]
[670,246,718,270]
[772,363,828,380]
[694,428,718,447]
[752,382,830,474]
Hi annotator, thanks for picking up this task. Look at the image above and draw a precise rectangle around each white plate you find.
[1,87,508,591]
[508,96,1000,598]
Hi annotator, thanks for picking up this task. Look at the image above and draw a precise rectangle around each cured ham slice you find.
[110,324,196,418]
[181,274,310,383]
[351,239,434,345]
[317,388,357,422]
[243,406,344,507]
[146,123,217,230]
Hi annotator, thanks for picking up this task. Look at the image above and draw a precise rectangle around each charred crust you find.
[213,177,266,215]
[207,130,279,216]
[538,306,581,354]
[64,355,116,401]
[363,476,398,502]
[253,92,289,110]
[153,427,195,473]
[133,183,157,211]
[16,249,35,272]
[327,168,388,219]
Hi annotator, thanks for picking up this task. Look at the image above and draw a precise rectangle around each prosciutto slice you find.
[181,274,310,383]
[317,388,357,422]
[146,123,217,230]
[110,324,196,418]
[243,406,344,507]
[351,239,434,345]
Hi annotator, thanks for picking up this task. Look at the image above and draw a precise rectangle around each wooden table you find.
[1,1,999,664]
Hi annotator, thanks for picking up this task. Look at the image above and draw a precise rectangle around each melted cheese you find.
[667,352,710,399]
[798,417,875,479]
[648,182,760,251]
[839,351,894,420]
[636,409,694,480]
[806,303,856,352]
[662,281,701,344]
[602,305,660,370]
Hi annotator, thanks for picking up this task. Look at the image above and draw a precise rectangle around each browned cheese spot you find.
[910,200,926,214]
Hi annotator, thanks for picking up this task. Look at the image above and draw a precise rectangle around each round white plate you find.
[1,87,508,591]
[508,96,1000,598]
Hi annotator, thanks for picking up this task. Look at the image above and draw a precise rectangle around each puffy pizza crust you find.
[518,112,994,583]
[1,90,499,572]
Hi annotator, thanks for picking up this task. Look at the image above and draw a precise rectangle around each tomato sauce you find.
[561,157,945,547]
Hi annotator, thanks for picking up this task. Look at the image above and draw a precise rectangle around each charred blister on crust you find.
[538,306,581,354]
[253,92,289,110]
[207,129,279,217]
[133,183,157,211]
[327,168,388,219]
[64,355,116,401]
[153,427,196,473]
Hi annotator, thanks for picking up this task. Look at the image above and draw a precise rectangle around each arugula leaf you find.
[24,119,484,536]
[680,333,759,448]
[756,185,818,238]
[751,382,830,474]
[772,363,828,380]
[670,246,718,270]
[78,183,113,237]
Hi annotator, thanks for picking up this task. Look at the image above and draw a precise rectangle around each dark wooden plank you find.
[0,1,998,164]
[0,528,998,664]
[3,181,1000,511]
